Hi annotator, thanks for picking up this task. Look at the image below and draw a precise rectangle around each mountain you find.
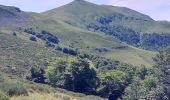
[0,1,170,99]
[43,0,170,50]
[0,1,157,70]
[0,5,32,26]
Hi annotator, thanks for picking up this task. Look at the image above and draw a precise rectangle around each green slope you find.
[43,0,170,50]
[0,2,164,100]
[26,12,156,66]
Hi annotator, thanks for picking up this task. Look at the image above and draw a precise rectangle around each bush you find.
[47,36,59,44]
[30,36,37,42]
[0,92,9,100]
[6,85,28,96]
[26,66,45,83]
[62,48,78,56]
[12,32,17,36]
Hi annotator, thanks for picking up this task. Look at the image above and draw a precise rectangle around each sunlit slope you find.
[43,0,170,34]
[43,0,170,50]
[27,13,156,66]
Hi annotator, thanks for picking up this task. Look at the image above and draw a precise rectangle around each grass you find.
[24,13,156,66]
[0,32,62,76]
[43,0,170,34]
[0,71,105,100]
[0,91,9,100]
[11,92,106,100]
[0,1,158,69]
[0,76,105,100]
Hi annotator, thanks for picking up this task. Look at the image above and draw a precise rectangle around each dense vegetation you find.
[141,33,170,50]
[26,46,170,100]
[23,28,60,47]
[87,18,170,50]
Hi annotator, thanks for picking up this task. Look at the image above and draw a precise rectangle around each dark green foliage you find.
[71,60,99,93]
[97,70,129,99]
[141,33,170,50]
[56,46,62,51]
[87,24,140,46]
[123,73,156,100]
[111,46,128,49]
[63,48,69,54]
[12,32,17,36]
[62,48,78,56]
[24,28,36,35]
[45,41,55,47]
[47,36,59,44]
[88,19,170,51]
[26,66,45,83]
[97,16,113,24]
[123,46,170,100]
[24,28,60,45]
[78,53,120,69]
[146,46,170,99]
[45,57,99,94]
[41,30,60,44]
[22,51,145,99]
[123,77,143,100]
[136,65,148,80]
[95,48,109,52]
[30,36,37,42]
[55,46,78,56]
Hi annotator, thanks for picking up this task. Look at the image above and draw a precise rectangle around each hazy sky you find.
[0,0,170,21]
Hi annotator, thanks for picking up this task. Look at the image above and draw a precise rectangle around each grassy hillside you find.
[22,12,156,66]
[1,1,169,100]
[0,5,32,26]
[0,1,157,68]
[0,71,105,100]
[43,0,170,50]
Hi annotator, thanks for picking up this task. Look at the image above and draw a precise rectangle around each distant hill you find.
[0,1,157,69]
[43,0,170,50]
[0,5,32,26]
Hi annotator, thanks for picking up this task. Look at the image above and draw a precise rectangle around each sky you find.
[0,0,170,21]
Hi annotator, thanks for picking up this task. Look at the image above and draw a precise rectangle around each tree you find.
[147,46,170,99]
[26,66,45,83]
[97,70,128,99]
[45,57,99,94]
[123,77,143,100]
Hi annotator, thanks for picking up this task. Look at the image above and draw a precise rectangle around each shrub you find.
[26,66,45,83]
[62,48,78,56]
[47,36,59,44]
[5,84,28,97]
[30,36,37,42]
[63,96,70,100]
[0,92,9,100]
[12,32,17,36]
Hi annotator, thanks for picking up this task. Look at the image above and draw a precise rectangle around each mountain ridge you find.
[0,1,158,66]
[43,0,170,50]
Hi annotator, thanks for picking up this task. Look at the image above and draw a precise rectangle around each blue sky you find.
[0,0,170,21]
